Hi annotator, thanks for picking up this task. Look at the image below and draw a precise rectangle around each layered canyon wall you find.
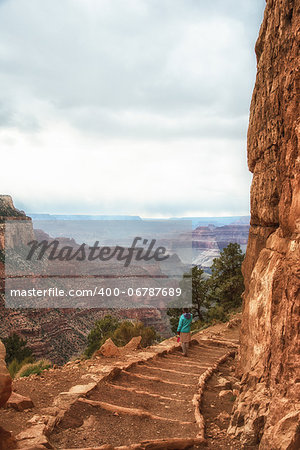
[0,195,170,364]
[230,0,300,448]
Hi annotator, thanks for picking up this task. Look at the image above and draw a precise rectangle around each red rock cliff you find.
[229,0,300,448]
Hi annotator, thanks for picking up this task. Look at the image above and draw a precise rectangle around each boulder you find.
[124,336,142,351]
[0,340,12,407]
[96,336,143,358]
[16,424,53,449]
[6,392,34,411]
[98,338,120,357]
[0,427,16,450]
[268,411,300,450]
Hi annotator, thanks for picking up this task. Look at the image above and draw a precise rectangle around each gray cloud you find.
[0,0,264,137]
[0,0,265,216]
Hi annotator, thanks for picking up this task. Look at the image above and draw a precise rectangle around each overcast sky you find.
[0,0,265,217]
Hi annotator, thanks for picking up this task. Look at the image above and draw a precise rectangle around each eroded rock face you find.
[230,1,300,448]
[0,194,32,251]
[0,339,11,407]
[0,340,15,450]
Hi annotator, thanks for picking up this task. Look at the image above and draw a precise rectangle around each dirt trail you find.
[1,320,242,449]
[51,326,240,449]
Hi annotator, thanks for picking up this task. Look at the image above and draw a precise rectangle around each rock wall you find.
[0,339,11,407]
[0,195,33,251]
[230,1,300,448]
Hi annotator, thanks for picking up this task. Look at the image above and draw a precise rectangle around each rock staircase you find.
[49,338,237,449]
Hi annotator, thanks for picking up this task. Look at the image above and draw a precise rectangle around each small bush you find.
[112,321,159,348]
[15,359,52,378]
[3,333,33,365]
[207,305,229,323]
[84,315,120,358]
[8,356,35,378]
[8,359,21,378]
[84,315,160,358]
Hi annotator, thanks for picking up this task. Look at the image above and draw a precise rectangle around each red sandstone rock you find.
[231,1,300,448]
[98,338,120,357]
[96,335,143,357]
[0,340,11,408]
[123,335,142,351]
[0,427,16,450]
[16,424,53,448]
[6,391,34,411]
[0,341,14,450]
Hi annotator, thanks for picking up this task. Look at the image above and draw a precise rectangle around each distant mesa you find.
[28,213,142,221]
[171,216,250,229]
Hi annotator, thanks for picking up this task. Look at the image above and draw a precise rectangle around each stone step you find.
[50,394,198,449]
[146,354,214,370]
[121,369,195,388]
[166,352,222,366]
[141,363,203,377]
[155,356,213,371]
[103,382,186,402]
[109,369,195,399]
[86,382,194,422]
[126,363,200,384]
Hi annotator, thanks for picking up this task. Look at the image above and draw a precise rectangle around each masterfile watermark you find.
[26,237,169,267]
[4,219,192,308]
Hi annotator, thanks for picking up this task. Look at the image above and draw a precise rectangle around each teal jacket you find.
[177,313,193,333]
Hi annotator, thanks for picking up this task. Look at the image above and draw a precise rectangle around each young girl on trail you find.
[177,308,193,357]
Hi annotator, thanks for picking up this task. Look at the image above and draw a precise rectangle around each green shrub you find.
[84,315,160,358]
[3,333,33,365]
[112,321,159,348]
[206,305,229,323]
[167,243,245,333]
[84,315,120,358]
[111,321,135,347]
[15,359,52,378]
[8,356,35,378]
[8,359,21,378]
[209,243,245,312]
